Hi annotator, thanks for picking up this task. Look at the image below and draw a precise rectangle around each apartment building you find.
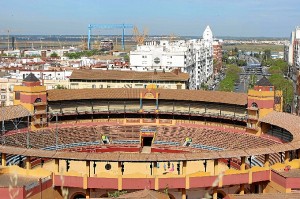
[286,26,300,114]
[130,26,216,90]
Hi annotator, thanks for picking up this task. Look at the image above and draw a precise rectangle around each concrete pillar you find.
[86,161,90,177]
[213,188,218,199]
[86,188,90,199]
[181,188,186,199]
[264,154,270,167]
[54,159,59,173]
[240,157,246,171]
[214,159,219,175]
[240,184,245,195]
[285,151,290,163]
[1,153,6,166]
[25,156,31,170]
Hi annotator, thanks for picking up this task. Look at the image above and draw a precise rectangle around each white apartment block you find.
[130,26,214,90]
[286,27,300,67]
[286,26,300,114]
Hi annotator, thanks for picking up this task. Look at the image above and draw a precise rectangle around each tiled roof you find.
[0,105,30,121]
[227,193,300,199]
[256,76,273,86]
[47,88,248,106]
[278,169,300,178]
[70,69,189,81]
[259,111,300,140]
[23,73,40,82]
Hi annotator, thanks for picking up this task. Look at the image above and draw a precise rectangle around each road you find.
[234,56,268,93]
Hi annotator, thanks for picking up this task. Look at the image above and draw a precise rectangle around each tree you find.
[263,49,271,61]
[218,64,241,92]
[123,54,130,62]
[248,74,257,89]
[50,52,58,58]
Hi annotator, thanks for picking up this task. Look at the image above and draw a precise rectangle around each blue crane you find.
[87,24,134,50]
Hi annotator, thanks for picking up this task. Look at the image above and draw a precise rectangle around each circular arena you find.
[1,78,300,199]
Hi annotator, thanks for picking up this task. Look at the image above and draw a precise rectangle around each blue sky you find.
[0,0,299,37]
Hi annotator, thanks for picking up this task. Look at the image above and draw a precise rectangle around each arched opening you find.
[210,190,226,199]
[217,191,226,199]
[34,98,42,103]
[168,193,175,199]
[72,192,86,199]
[251,102,258,108]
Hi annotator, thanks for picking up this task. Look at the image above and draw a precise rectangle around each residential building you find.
[286,26,300,114]
[130,26,215,90]
[213,39,223,73]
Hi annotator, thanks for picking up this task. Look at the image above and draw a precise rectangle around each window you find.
[92,84,96,89]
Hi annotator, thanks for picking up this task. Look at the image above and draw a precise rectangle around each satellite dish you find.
[105,163,111,170]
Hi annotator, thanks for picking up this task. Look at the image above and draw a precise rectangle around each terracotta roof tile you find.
[70,69,189,81]
[47,88,248,106]
[0,105,30,121]
[260,111,300,140]
[228,193,300,199]
[278,169,300,178]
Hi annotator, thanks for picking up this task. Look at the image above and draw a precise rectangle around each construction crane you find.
[87,24,133,50]
[133,26,148,45]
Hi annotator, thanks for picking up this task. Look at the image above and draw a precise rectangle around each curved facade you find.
[0,87,300,199]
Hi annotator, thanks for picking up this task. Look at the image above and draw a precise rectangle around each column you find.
[182,161,187,175]
[297,149,300,159]
[153,162,158,176]
[285,151,290,163]
[264,154,270,167]
[181,188,186,199]
[86,188,90,199]
[240,156,246,171]
[118,162,122,190]
[239,157,246,196]
[54,159,59,173]
[213,188,218,199]
[1,153,6,166]
[214,159,219,175]
[25,156,31,170]
[240,184,245,195]
[86,161,90,177]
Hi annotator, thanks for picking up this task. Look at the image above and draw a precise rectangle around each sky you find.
[0,0,299,37]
